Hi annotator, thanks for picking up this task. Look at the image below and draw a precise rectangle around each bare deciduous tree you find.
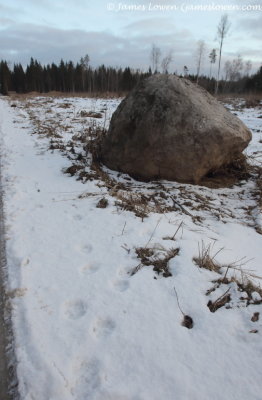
[150,44,161,73]
[215,14,230,94]
[231,55,243,81]
[224,55,243,82]
[80,54,90,90]
[223,55,243,92]
[244,60,252,77]
[195,40,206,84]
[161,51,173,74]
[224,60,232,82]
[209,48,217,78]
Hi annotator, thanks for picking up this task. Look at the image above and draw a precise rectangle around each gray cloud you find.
[0,5,261,76]
[237,14,262,36]
[0,22,197,73]
[0,17,15,26]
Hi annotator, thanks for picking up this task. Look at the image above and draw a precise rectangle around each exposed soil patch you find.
[200,155,250,189]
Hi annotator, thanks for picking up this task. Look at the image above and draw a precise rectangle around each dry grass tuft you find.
[193,241,222,273]
[207,275,262,311]
[114,190,178,220]
[131,246,179,277]
[194,241,262,311]
[256,166,262,209]
[9,91,126,100]
[216,93,262,104]
[244,98,261,109]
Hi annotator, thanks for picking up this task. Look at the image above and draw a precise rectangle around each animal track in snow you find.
[73,214,83,221]
[72,358,101,400]
[92,317,116,339]
[21,257,30,267]
[64,300,87,320]
[79,262,100,275]
[116,266,130,277]
[76,243,93,254]
[111,279,130,292]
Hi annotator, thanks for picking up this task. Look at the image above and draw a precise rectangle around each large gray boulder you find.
[101,74,252,183]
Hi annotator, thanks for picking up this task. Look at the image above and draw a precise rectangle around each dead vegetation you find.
[79,110,103,118]
[8,91,262,336]
[244,98,262,109]
[194,241,262,312]
[207,288,231,312]
[255,166,262,209]
[193,241,222,273]
[201,154,251,188]
[58,102,71,109]
[217,93,262,107]
[11,96,262,230]
[114,191,176,220]
[173,286,194,329]
[8,91,126,100]
[131,246,179,277]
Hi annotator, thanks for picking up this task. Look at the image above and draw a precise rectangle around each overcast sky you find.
[0,0,261,76]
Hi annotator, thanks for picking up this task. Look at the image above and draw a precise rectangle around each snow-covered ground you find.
[0,95,261,400]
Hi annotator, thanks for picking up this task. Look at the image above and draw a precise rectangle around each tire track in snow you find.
[0,98,19,399]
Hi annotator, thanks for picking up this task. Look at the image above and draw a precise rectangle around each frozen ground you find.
[0,95,261,400]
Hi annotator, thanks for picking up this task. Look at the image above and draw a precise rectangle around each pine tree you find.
[0,61,11,95]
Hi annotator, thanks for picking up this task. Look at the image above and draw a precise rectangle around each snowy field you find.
[0,94,262,400]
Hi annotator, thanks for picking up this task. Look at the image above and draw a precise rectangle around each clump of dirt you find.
[79,110,103,118]
[96,198,108,208]
[64,164,83,176]
[182,315,194,329]
[251,312,260,322]
[58,103,71,109]
[207,289,231,312]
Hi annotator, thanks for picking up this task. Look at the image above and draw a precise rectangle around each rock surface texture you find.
[101,75,252,183]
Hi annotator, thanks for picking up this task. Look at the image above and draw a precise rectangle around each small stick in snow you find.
[171,220,184,240]
[145,217,162,248]
[173,285,194,329]
[171,196,194,217]
[121,221,127,235]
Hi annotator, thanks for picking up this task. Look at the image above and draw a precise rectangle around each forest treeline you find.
[0,57,262,96]
[0,58,150,95]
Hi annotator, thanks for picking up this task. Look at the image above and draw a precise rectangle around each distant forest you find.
[0,57,262,96]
